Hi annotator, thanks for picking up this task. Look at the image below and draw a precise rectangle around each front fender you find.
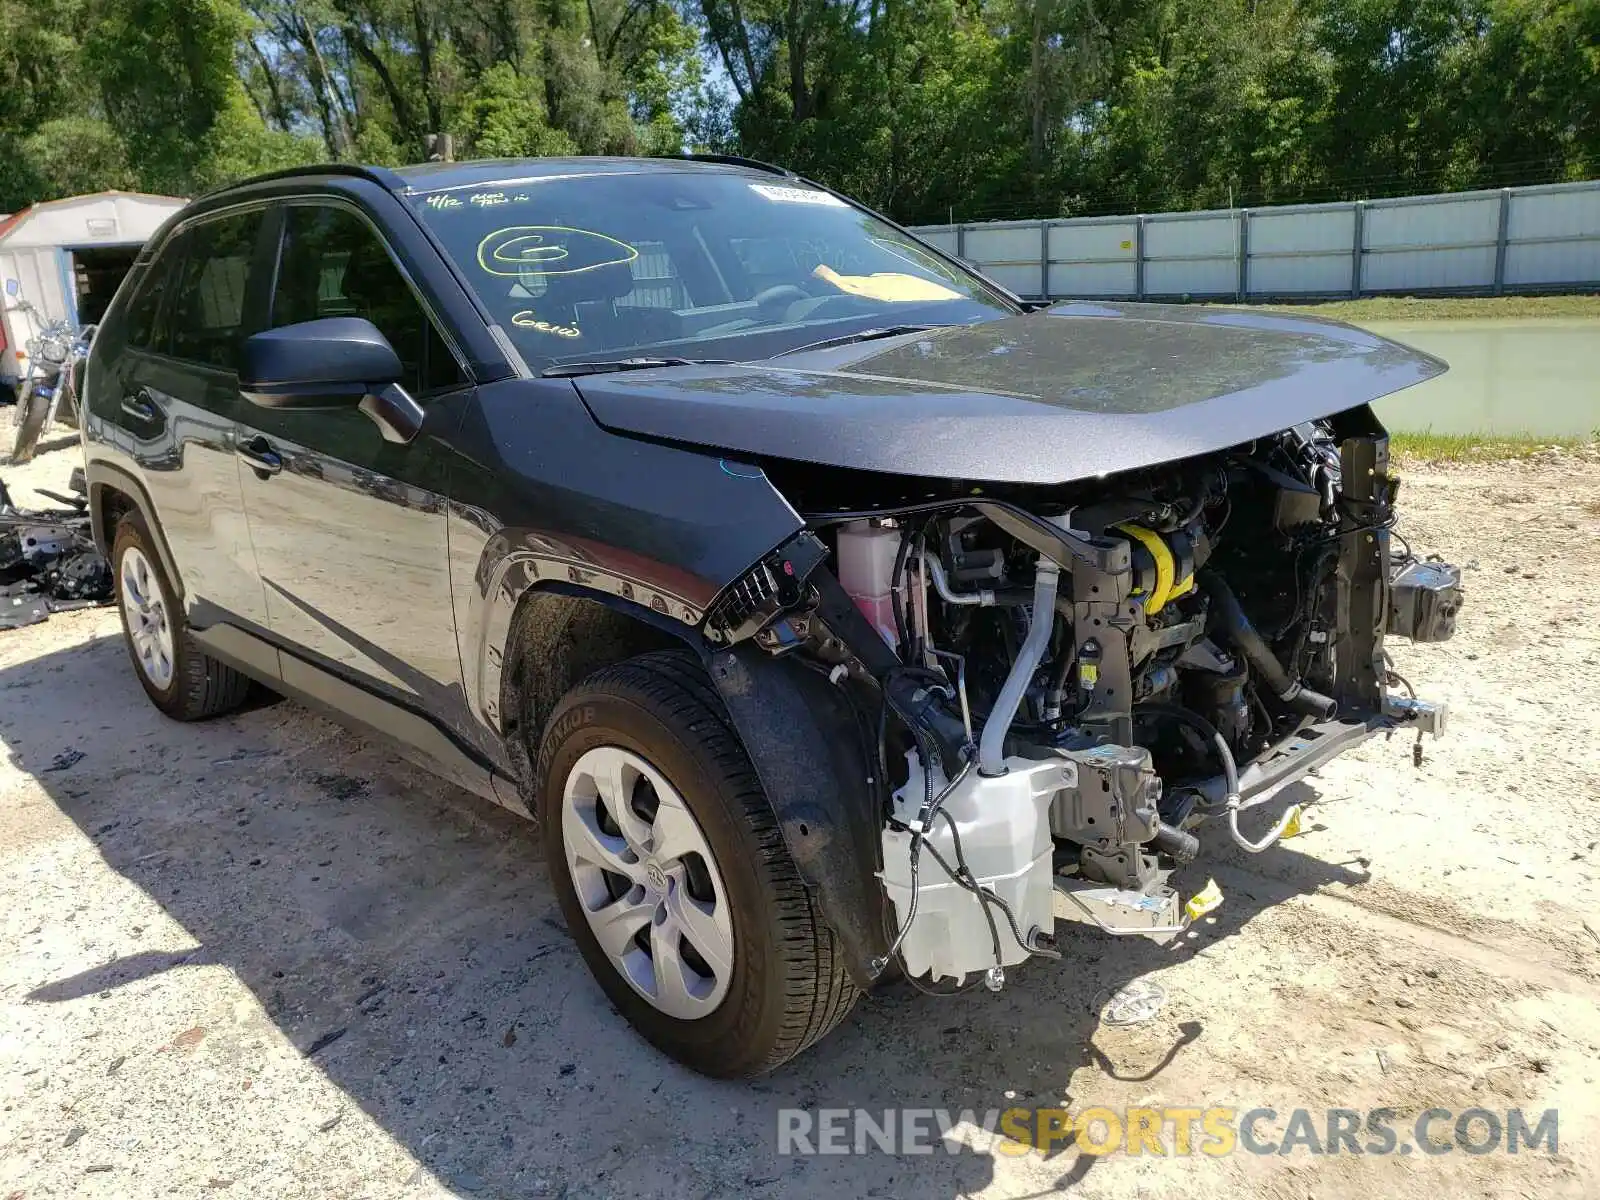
[708,646,888,989]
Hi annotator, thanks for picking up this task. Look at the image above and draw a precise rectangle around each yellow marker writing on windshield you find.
[512,310,581,338]
[477,227,638,278]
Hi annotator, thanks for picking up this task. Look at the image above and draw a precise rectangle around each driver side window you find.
[272,205,464,395]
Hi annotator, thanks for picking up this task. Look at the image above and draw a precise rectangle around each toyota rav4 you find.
[81,156,1462,1077]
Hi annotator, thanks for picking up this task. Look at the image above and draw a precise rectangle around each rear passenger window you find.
[123,255,175,350]
[272,205,464,395]
[162,212,263,369]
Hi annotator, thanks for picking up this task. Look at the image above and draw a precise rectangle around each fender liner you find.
[707,646,888,989]
[83,459,183,599]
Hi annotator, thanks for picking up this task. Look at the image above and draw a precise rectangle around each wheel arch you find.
[494,582,890,989]
[85,460,183,601]
[496,583,691,790]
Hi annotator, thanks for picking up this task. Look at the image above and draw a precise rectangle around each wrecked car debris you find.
[0,471,114,629]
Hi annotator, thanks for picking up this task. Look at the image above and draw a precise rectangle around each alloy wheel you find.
[119,545,175,690]
[561,745,735,1019]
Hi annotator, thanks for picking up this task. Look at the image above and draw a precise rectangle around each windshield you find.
[406,168,1016,370]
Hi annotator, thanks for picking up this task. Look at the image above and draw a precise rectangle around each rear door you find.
[103,208,273,630]
[234,198,473,743]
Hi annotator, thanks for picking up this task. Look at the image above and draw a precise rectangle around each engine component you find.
[921,553,996,606]
[1383,693,1447,736]
[1387,559,1463,643]
[1062,536,1138,746]
[1198,569,1337,719]
[879,754,1062,983]
[978,547,1061,775]
[1052,875,1189,944]
[1114,522,1195,615]
[1272,480,1324,531]
[1326,431,1394,709]
[1046,742,1164,889]
[1181,653,1251,747]
[797,416,1462,983]
[835,520,902,645]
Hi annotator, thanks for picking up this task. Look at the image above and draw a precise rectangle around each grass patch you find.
[1389,430,1595,462]
[1256,294,1600,322]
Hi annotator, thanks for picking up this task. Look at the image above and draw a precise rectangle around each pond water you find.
[1363,318,1599,437]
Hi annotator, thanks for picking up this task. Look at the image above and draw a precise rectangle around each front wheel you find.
[9,378,49,464]
[535,651,857,1077]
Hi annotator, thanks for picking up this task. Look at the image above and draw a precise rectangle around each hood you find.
[571,302,1446,485]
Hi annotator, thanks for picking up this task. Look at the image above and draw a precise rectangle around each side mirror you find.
[240,317,401,405]
[240,317,423,443]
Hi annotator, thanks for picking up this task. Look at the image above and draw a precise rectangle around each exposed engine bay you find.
[702,406,1462,991]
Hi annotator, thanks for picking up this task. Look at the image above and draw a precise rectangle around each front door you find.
[234,201,474,761]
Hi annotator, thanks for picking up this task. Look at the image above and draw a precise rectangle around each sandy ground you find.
[2,439,1598,1199]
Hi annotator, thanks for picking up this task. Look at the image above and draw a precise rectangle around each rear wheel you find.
[112,513,252,720]
[535,650,857,1077]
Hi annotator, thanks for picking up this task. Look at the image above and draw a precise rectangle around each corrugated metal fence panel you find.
[909,179,1600,300]
[916,228,960,256]
[1248,206,1355,295]
[1362,193,1500,291]
[1048,220,1136,296]
[1143,213,1237,296]
[1505,183,1600,287]
[962,221,1045,296]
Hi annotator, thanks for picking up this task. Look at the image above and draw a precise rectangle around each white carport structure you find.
[1,191,187,388]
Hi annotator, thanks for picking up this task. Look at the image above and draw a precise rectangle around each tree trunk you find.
[412,1,443,135]
[788,0,810,121]
[289,5,351,157]
[340,24,420,147]
[246,36,293,131]
[1030,0,1047,172]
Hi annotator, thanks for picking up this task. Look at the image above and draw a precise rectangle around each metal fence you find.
[909,180,1600,302]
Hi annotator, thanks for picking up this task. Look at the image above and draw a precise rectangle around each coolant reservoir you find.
[879,755,1065,983]
[835,521,902,645]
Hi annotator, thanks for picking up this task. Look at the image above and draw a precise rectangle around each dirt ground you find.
[2,439,1598,1200]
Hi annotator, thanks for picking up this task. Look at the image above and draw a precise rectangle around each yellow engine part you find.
[1114,523,1195,615]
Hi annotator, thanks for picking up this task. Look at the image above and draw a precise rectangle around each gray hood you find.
[572,302,1446,485]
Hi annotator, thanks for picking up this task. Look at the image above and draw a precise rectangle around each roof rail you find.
[196,161,407,200]
[670,153,795,178]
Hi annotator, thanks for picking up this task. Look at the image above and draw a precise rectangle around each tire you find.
[9,379,49,464]
[111,512,252,721]
[536,650,858,1077]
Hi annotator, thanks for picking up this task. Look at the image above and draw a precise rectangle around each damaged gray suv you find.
[81,156,1463,1077]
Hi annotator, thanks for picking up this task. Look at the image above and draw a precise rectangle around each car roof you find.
[200,155,797,206]
[392,155,793,192]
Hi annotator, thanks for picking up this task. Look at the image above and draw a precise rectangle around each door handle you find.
[236,436,283,478]
[120,389,158,422]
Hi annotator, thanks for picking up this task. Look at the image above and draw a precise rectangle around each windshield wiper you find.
[772,323,951,359]
[541,356,730,378]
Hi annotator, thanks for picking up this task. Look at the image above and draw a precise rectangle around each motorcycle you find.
[6,281,89,465]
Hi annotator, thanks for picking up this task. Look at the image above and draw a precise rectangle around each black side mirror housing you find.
[240,317,403,409]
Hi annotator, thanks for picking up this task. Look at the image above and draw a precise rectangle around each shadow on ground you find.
[4,631,1369,1198]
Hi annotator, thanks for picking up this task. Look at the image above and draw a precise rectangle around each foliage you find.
[0,0,1592,224]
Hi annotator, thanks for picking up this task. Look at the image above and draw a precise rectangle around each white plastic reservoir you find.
[879,754,1069,983]
[835,521,902,645]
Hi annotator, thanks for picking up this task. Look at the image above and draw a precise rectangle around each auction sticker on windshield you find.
[750,184,847,207]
